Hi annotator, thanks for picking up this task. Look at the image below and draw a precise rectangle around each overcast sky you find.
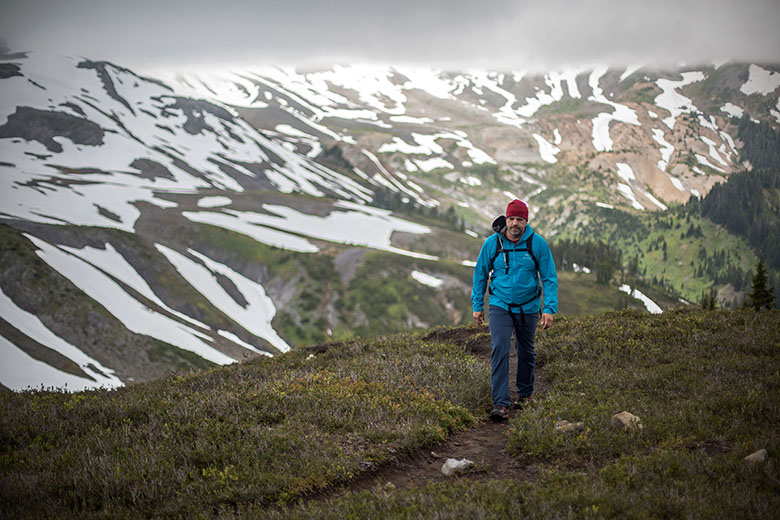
[2,0,779,72]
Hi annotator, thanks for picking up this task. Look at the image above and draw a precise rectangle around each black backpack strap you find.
[489,232,538,275]
[489,232,542,305]
[502,239,510,274]
[525,233,539,273]
[488,235,504,274]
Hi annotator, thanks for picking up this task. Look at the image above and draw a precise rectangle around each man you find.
[471,199,558,421]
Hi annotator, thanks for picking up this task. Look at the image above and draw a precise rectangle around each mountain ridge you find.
[1,50,778,390]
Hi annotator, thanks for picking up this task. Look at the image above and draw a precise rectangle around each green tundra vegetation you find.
[2,308,778,519]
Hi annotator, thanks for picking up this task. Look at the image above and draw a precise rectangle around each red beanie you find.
[506,199,528,220]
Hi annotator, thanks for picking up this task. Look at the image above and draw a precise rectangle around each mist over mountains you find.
[1,49,778,391]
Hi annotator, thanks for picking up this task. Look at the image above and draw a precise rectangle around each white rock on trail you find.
[441,458,474,476]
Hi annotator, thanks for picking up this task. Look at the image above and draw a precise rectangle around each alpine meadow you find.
[1,32,780,519]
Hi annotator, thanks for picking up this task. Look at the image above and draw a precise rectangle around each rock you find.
[384,481,396,490]
[430,451,441,459]
[554,420,585,433]
[441,458,474,476]
[612,411,643,431]
[744,449,768,464]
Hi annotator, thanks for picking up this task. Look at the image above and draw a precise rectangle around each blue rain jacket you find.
[471,224,558,315]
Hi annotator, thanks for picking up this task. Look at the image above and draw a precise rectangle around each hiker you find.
[471,199,558,421]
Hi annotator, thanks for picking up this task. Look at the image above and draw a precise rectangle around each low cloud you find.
[3,0,779,71]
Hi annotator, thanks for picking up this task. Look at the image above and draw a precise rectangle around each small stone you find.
[554,420,585,433]
[744,449,768,464]
[612,411,643,431]
[430,451,441,459]
[306,353,315,360]
[384,481,396,490]
[441,458,474,476]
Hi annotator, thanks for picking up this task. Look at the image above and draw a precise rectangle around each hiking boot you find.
[513,396,529,410]
[489,406,509,422]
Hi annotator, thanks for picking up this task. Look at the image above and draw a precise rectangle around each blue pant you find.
[488,305,538,408]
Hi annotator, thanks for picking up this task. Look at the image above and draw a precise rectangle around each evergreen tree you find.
[746,257,776,310]
[700,287,717,310]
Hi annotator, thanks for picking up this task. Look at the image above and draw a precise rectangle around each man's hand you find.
[540,313,554,330]
[473,311,484,326]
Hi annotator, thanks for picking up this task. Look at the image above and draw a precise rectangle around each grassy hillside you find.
[556,271,634,315]
[2,309,778,518]
[535,166,780,310]
[549,203,759,308]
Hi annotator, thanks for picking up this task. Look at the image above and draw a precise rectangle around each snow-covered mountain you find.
[1,50,778,391]
[154,62,780,223]
[0,52,457,391]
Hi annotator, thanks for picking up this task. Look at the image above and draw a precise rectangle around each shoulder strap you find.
[488,232,538,274]
[525,233,539,273]
[487,232,543,308]
[488,235,504,274]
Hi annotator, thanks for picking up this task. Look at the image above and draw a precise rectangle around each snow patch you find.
[156,246,290,353]
[651,128,674,171]
[619,284,662,314]
[27,235,236,365]
[695,154,726,173]
[720,102,744,118]
[669,176,685,192]
[183,211,320,253]
[572,263,592,274]
[616,163,636,182]
[589,67,641,151]
[619,64,643,83]
[197,196,232,208]
[389,115,434,124]
[459,176,482,186]
[411,271,444,288]
[617,183,644,210]
[654,72,705,129]
[644,191,668,211]
[700,136,729,168]
[275,124,317,139]
[415,157,454,172]
[188,203,436,261]
[0,287,124,391]
[740,64,780,95]
[533,134,560,163]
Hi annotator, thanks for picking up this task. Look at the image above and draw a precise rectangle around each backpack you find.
[487,215,541,310]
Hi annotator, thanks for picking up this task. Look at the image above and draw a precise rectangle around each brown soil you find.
[314,324,547,500]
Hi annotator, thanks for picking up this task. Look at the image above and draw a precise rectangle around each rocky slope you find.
[1,50,778,390]
[155,62,780,226]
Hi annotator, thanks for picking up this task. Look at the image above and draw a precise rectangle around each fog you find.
[2,0,779,72]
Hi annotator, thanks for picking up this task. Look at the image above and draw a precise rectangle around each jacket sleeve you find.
[535,236,558,314]
[471,236,494,312]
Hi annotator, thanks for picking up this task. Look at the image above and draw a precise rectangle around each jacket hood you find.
[491,215,506,235]
[492,215,533,241]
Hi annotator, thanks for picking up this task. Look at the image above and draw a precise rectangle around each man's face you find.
[506,216,527,239]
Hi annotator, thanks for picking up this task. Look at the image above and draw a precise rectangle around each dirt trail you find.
[319,325,546,498]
